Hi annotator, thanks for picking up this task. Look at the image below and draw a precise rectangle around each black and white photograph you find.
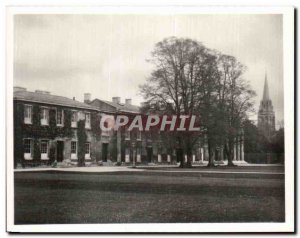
[6,6,294,233]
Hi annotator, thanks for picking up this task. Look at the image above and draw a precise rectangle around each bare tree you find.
[140,37,218,167]
[215,54,256,166]
[140,37,256,168]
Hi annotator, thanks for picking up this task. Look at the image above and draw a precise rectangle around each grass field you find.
[14,167,285,224]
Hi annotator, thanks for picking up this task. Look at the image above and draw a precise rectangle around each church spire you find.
[263,72,270,101]
[258,71,275,140]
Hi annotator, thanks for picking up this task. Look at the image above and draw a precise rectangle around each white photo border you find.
[6,5,294,233]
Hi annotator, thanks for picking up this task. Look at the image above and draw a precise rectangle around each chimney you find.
[14,86,26,92]
[125,98,132,105]
[73,97,75,100]
[84,93,91,104]
[112,97,121,104]
[35,90,50,95]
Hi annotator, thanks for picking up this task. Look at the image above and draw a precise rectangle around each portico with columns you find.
[233,131,245,162]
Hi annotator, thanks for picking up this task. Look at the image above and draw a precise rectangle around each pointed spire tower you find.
[263,72,270,101]
[258,72,275,139]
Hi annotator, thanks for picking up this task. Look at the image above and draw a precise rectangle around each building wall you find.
[14,98,246,167]
[13,100,101,167]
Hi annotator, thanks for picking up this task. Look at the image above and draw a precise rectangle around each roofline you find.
[118,110,141,114]
[13,97,102,112]
[91,98,141,114]
[90,98,118,107]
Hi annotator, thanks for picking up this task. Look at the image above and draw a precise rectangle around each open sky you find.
[14,14,283,124]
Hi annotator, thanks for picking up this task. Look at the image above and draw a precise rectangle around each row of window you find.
[124,130,142,140]
[23,139,91,160]
[23,105,142,139]
[24,105,91,129]
[70,141,91,160]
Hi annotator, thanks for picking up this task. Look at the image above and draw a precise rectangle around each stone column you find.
[157,143,161,163]
[137,147,141,163]
[233,138,237,161]
[220,146,224,161]
[241,135,245,161]
[117,130,121,163]
[204,135,209,161]
[167,154,171,163]
[236,136,240,161]
[201,148,204,161]
[157,154,162,163]
[157,135,162,163]
[125,147,130,163]
[192,154,196,163]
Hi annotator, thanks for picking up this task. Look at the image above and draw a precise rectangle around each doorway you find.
[147,147,153,163]
[57,141,64,162]
[176,148,183,163]
[102,143,108,162]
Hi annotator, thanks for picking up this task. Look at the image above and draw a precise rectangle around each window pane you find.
[57,109,63,124]
[72,112,77,122]
[24,106,32,121]
[24,139,31,153]
[71,142,77,154]
[85,143,90,154]
[41,109,45,119]
[85,113,91,128]
[41,141,48,154]
[41,108,49,124]
[25,107,28,118]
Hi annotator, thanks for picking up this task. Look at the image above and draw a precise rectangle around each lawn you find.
[14,168,285,224]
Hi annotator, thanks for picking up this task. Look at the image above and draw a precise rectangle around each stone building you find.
[13,86,245,167]
[88,96,245,164]
[88,96,169,164]
[13,87,102,167]
[257,73,276,140]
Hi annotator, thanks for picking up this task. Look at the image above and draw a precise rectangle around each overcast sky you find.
[14,14,283,123]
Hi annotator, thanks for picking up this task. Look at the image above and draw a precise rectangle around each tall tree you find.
[215,54,256,166]
[140,37,256,167]
[140,37,218,167]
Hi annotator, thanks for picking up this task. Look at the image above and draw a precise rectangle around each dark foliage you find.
[91,112,102,140]
[109,133,118,161]
[14,103,24,167]
[77,120,87,167]
[49,144,56,163]
[33,139,41,161]
[14,102,74,165]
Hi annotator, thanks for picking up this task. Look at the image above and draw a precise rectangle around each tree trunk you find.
[226,141,235,167]
[180,137,193,168]
[207,138,215,167]
[185,144,193,168]
[178,148,185,168]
